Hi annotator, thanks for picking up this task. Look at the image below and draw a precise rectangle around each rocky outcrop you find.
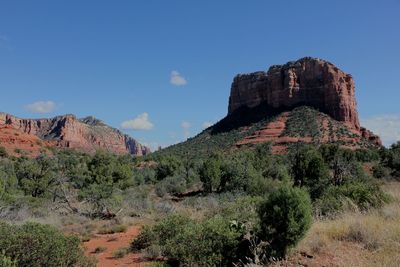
[0,113,150,156]
[228,57,360,130]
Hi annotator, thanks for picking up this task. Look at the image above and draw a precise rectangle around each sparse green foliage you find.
[131,215,244,266]
[0,222,94,267]
[258,186,312,258]
[15,155,59,198]
[199,154,222,193]
[290,145,330,199]
[112,247,129,259]
[0,147,7,158]
[155,156,181,181]
[0,250,17,267]
[94,246,107,253]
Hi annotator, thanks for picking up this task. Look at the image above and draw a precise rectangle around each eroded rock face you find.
[0,113,150,156]
[228,57,360,130]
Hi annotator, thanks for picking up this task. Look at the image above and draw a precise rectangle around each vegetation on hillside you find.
[0,118,399,265]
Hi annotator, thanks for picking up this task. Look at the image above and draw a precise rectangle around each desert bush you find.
[290,145,330,199]
[354,148,380,162]
[0,250,17,267]
[0,159,18,197]
[134,167,156,184]
[155,175,187,197]
[381,142,400,177]
[112,247,129,259]
[132,214,190,252]
[372,164,391,179]
[131,226,158,252]
[132,215,244,266]
[15,155,59,198]
[98,224,127,234]
[333,181,389,210]
[247,172,281,197]
[155,156,182,181]
[0,147,7,158]
[258,186,312,258]
[163,216,243,266]
[315,181,389,216]
[94,246,107,253]
[199,154,222,193]
[0,221,94,267]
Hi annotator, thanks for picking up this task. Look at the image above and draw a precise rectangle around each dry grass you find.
[297,181,400,267]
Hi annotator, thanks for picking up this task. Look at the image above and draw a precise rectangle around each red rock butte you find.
[0,113,150,157]
[227,57,381,148]
[229,57,360,130]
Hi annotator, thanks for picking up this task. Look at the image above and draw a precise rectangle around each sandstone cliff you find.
[0,113,150,156]
[228,57,360,130]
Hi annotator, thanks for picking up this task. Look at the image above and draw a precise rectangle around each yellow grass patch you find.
[297,181,400,267]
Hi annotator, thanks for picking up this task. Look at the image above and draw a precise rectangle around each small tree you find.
[258,186,312,258]
[155,156,182,180]
[15,156,59,198]
[291,145,330,199]
[199,154,222,193]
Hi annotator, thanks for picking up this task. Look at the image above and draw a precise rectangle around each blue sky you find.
[1,0,400,149]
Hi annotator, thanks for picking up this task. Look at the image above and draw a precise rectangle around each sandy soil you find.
[83,226,149,267]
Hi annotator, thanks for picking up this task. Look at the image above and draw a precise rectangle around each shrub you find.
[15,156,59,198]
[0,147,7,158]
[131,215,244,266]
[0,222,94,267]
[219,159,248,192]
[199,155,222,193]
[372,164,391,179]
[155,156,182,181]
[315,181,389,216]
[333,181,389,210]
[163,216,243,266]
[247,172,281,197]
[94,246,107,253]
[131,214,190,252]
[0,250,17,267]
[155,175,187,197]
[98,224,127,234]
[258,186,312,258]
[112,247,129,259]
[131,226,157,252]
[290,145,330,199]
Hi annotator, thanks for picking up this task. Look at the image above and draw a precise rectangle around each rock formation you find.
[0,113,150,156]
[224,57,382,151]
[228,57,360,130]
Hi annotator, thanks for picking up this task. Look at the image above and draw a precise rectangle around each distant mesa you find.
[229,57,360,129]
[227,57,381,151]
[158,57,382,157]
[0,113,150,157]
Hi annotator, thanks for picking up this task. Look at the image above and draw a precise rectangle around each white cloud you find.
[181,121,191,139]
[170,70,187,86]
[121,113,154,130]
[361,114,400,147]
[202,121,213,129]
[25,101,56,114]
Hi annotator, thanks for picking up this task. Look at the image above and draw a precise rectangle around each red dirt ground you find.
[0,125,53,157]
[83,226,149,267]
